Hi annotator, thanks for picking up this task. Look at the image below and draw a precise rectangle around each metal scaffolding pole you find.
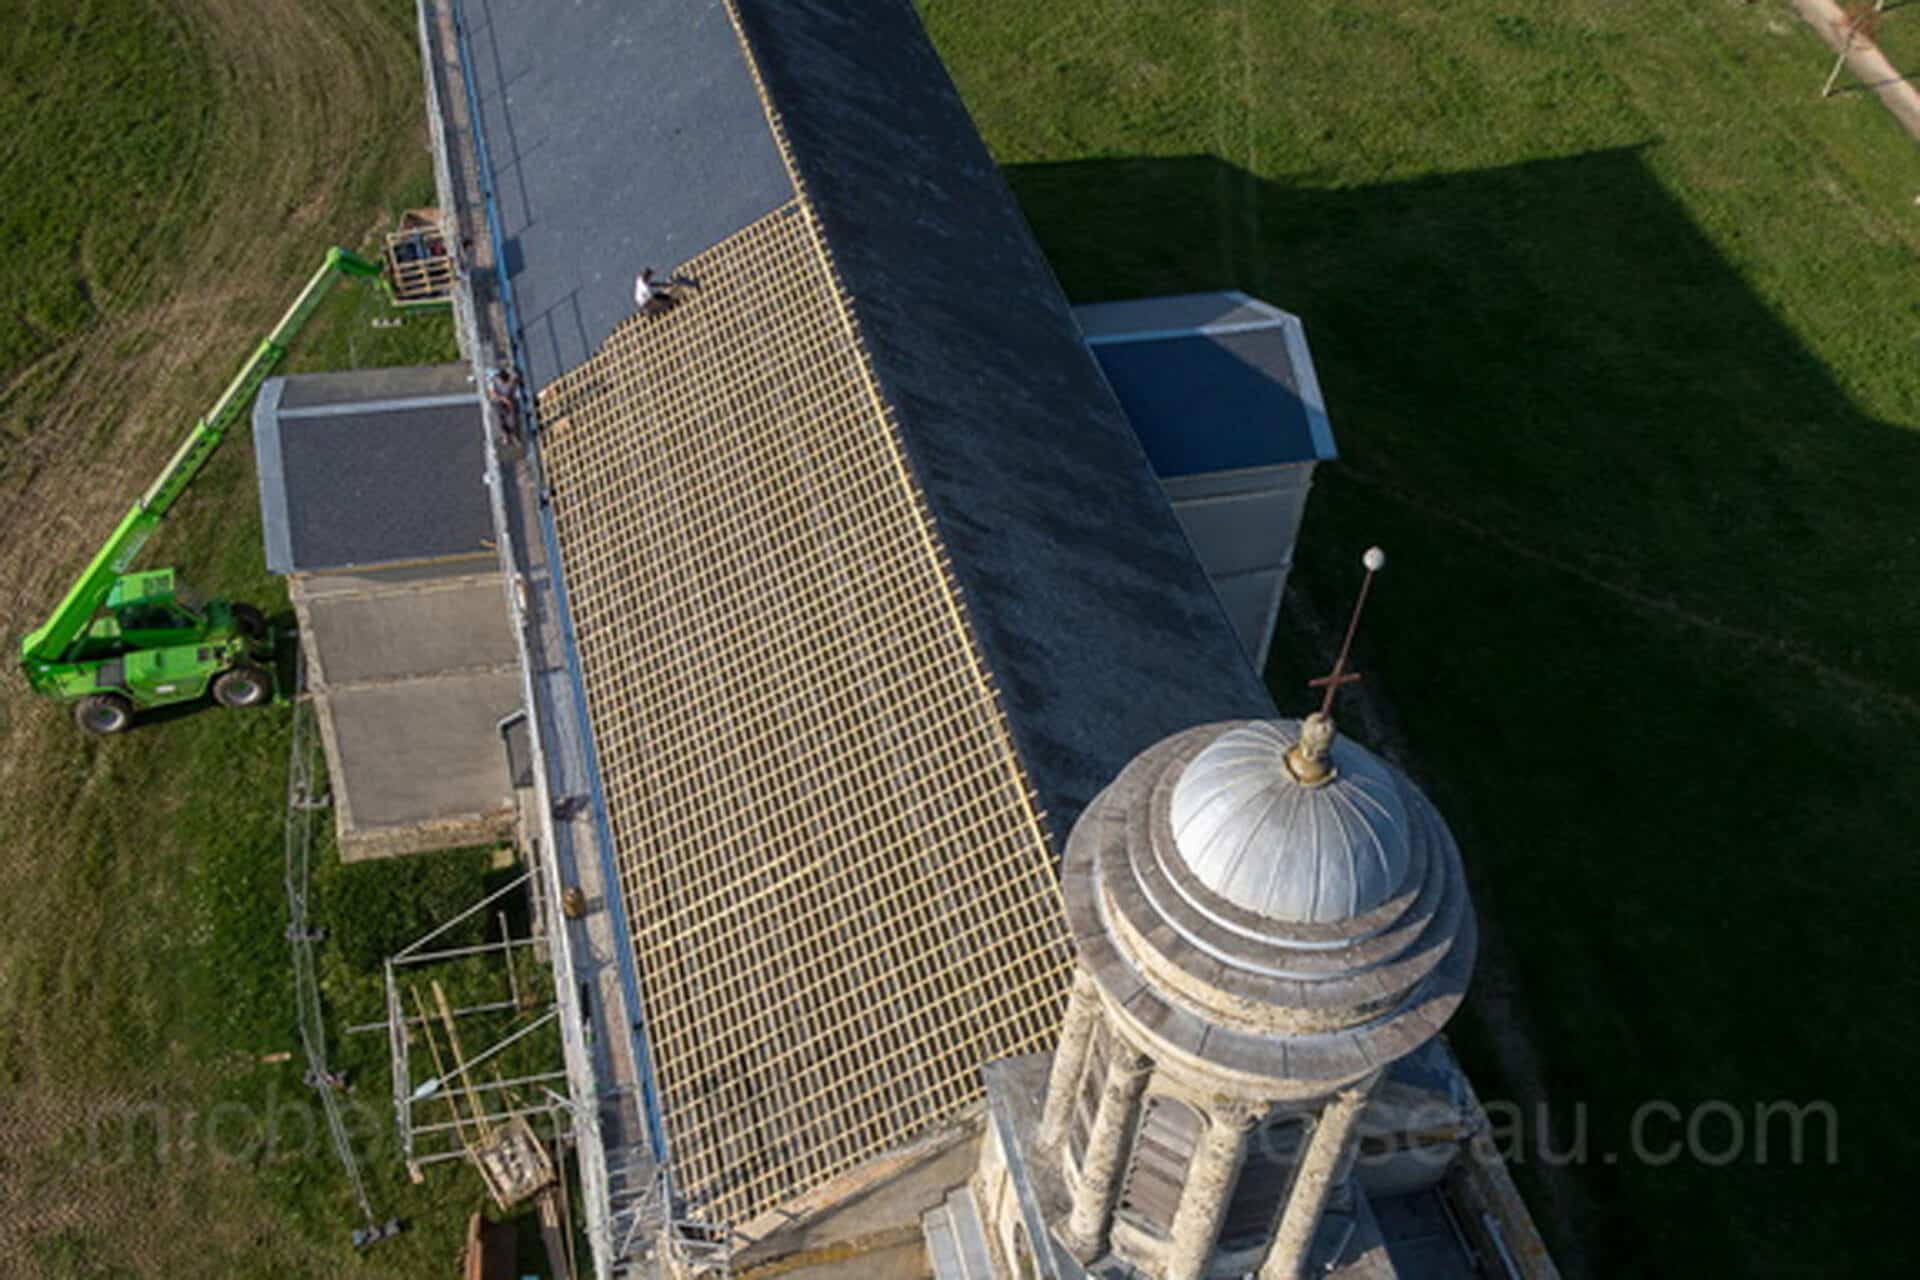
[285,683,401,1249]
[380,873,574,1183]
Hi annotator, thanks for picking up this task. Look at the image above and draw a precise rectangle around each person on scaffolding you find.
[487,366,523,444]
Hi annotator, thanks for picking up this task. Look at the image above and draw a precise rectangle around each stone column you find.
[1059,1050,1153,1261]
[1164,1099,1262,1280]
[1257,1082,1373,1280]
[1038,967,1101,1148]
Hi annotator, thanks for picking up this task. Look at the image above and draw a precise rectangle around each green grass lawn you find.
[0,0,555,1274]
[923,1,1919,1275]
[0,0,209,389]
[8,281,519,1277]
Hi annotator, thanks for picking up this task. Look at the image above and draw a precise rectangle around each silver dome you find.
[1169,719,1412,923]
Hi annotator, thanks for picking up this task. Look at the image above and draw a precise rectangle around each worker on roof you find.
[634,268,678,318]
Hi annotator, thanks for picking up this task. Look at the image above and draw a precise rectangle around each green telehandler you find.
[17,247,384,735]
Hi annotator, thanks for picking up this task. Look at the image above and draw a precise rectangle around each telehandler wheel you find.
[212,664,272,708]
[231,602,268,640]
[74,693,134,736]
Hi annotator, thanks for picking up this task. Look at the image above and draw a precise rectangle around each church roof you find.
[730,0,1273,838]
[470,0,789,389]
[482,0,1273,1234]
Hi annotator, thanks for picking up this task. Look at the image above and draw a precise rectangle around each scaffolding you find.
[369,888,583,1280]
[1816,0,1909,99]
[285,672,403,1250]
[371,870,573,1177]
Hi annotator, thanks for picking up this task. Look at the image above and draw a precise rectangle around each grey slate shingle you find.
[731,0,1276,838]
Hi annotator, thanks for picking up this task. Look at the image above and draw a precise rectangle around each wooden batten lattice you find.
[538,200,1071,1229]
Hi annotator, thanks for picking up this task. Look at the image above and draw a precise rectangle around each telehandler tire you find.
[75,693,134,736]
[213,664,271,708]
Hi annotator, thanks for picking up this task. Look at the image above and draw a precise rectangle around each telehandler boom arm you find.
[19,247,381,669]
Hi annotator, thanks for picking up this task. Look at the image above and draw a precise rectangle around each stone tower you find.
[968,714,1478,1279]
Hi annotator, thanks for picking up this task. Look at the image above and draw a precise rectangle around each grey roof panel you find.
[254,370,493,573]
[277,362,473,409]
[326,672,520,828]
[1089,331,1321,476]
[303,579,517,685]
[1076,292,1337,478]
[1074,290,1281,339]
[732,0,1274,839]
[253,378,295,575]
[463,0,791,390]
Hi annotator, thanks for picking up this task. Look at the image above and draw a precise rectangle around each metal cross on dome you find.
[1308,546,1386,718]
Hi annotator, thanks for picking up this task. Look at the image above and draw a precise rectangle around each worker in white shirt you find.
[634,267,676,317]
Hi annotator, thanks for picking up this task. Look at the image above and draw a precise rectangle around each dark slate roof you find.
[729,0,1274,838]
[463,0,790,390]
[253,365,493,574]
[1075,292,1338,478]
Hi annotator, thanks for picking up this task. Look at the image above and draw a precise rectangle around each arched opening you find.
[1217,1114,1308,1254]
[1115,1095,1203,1238]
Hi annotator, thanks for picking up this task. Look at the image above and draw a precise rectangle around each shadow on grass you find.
[1007,150,1920,1275]
[1010,148,1920,684]
[125,697,218,731]
[271,609,300,699]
